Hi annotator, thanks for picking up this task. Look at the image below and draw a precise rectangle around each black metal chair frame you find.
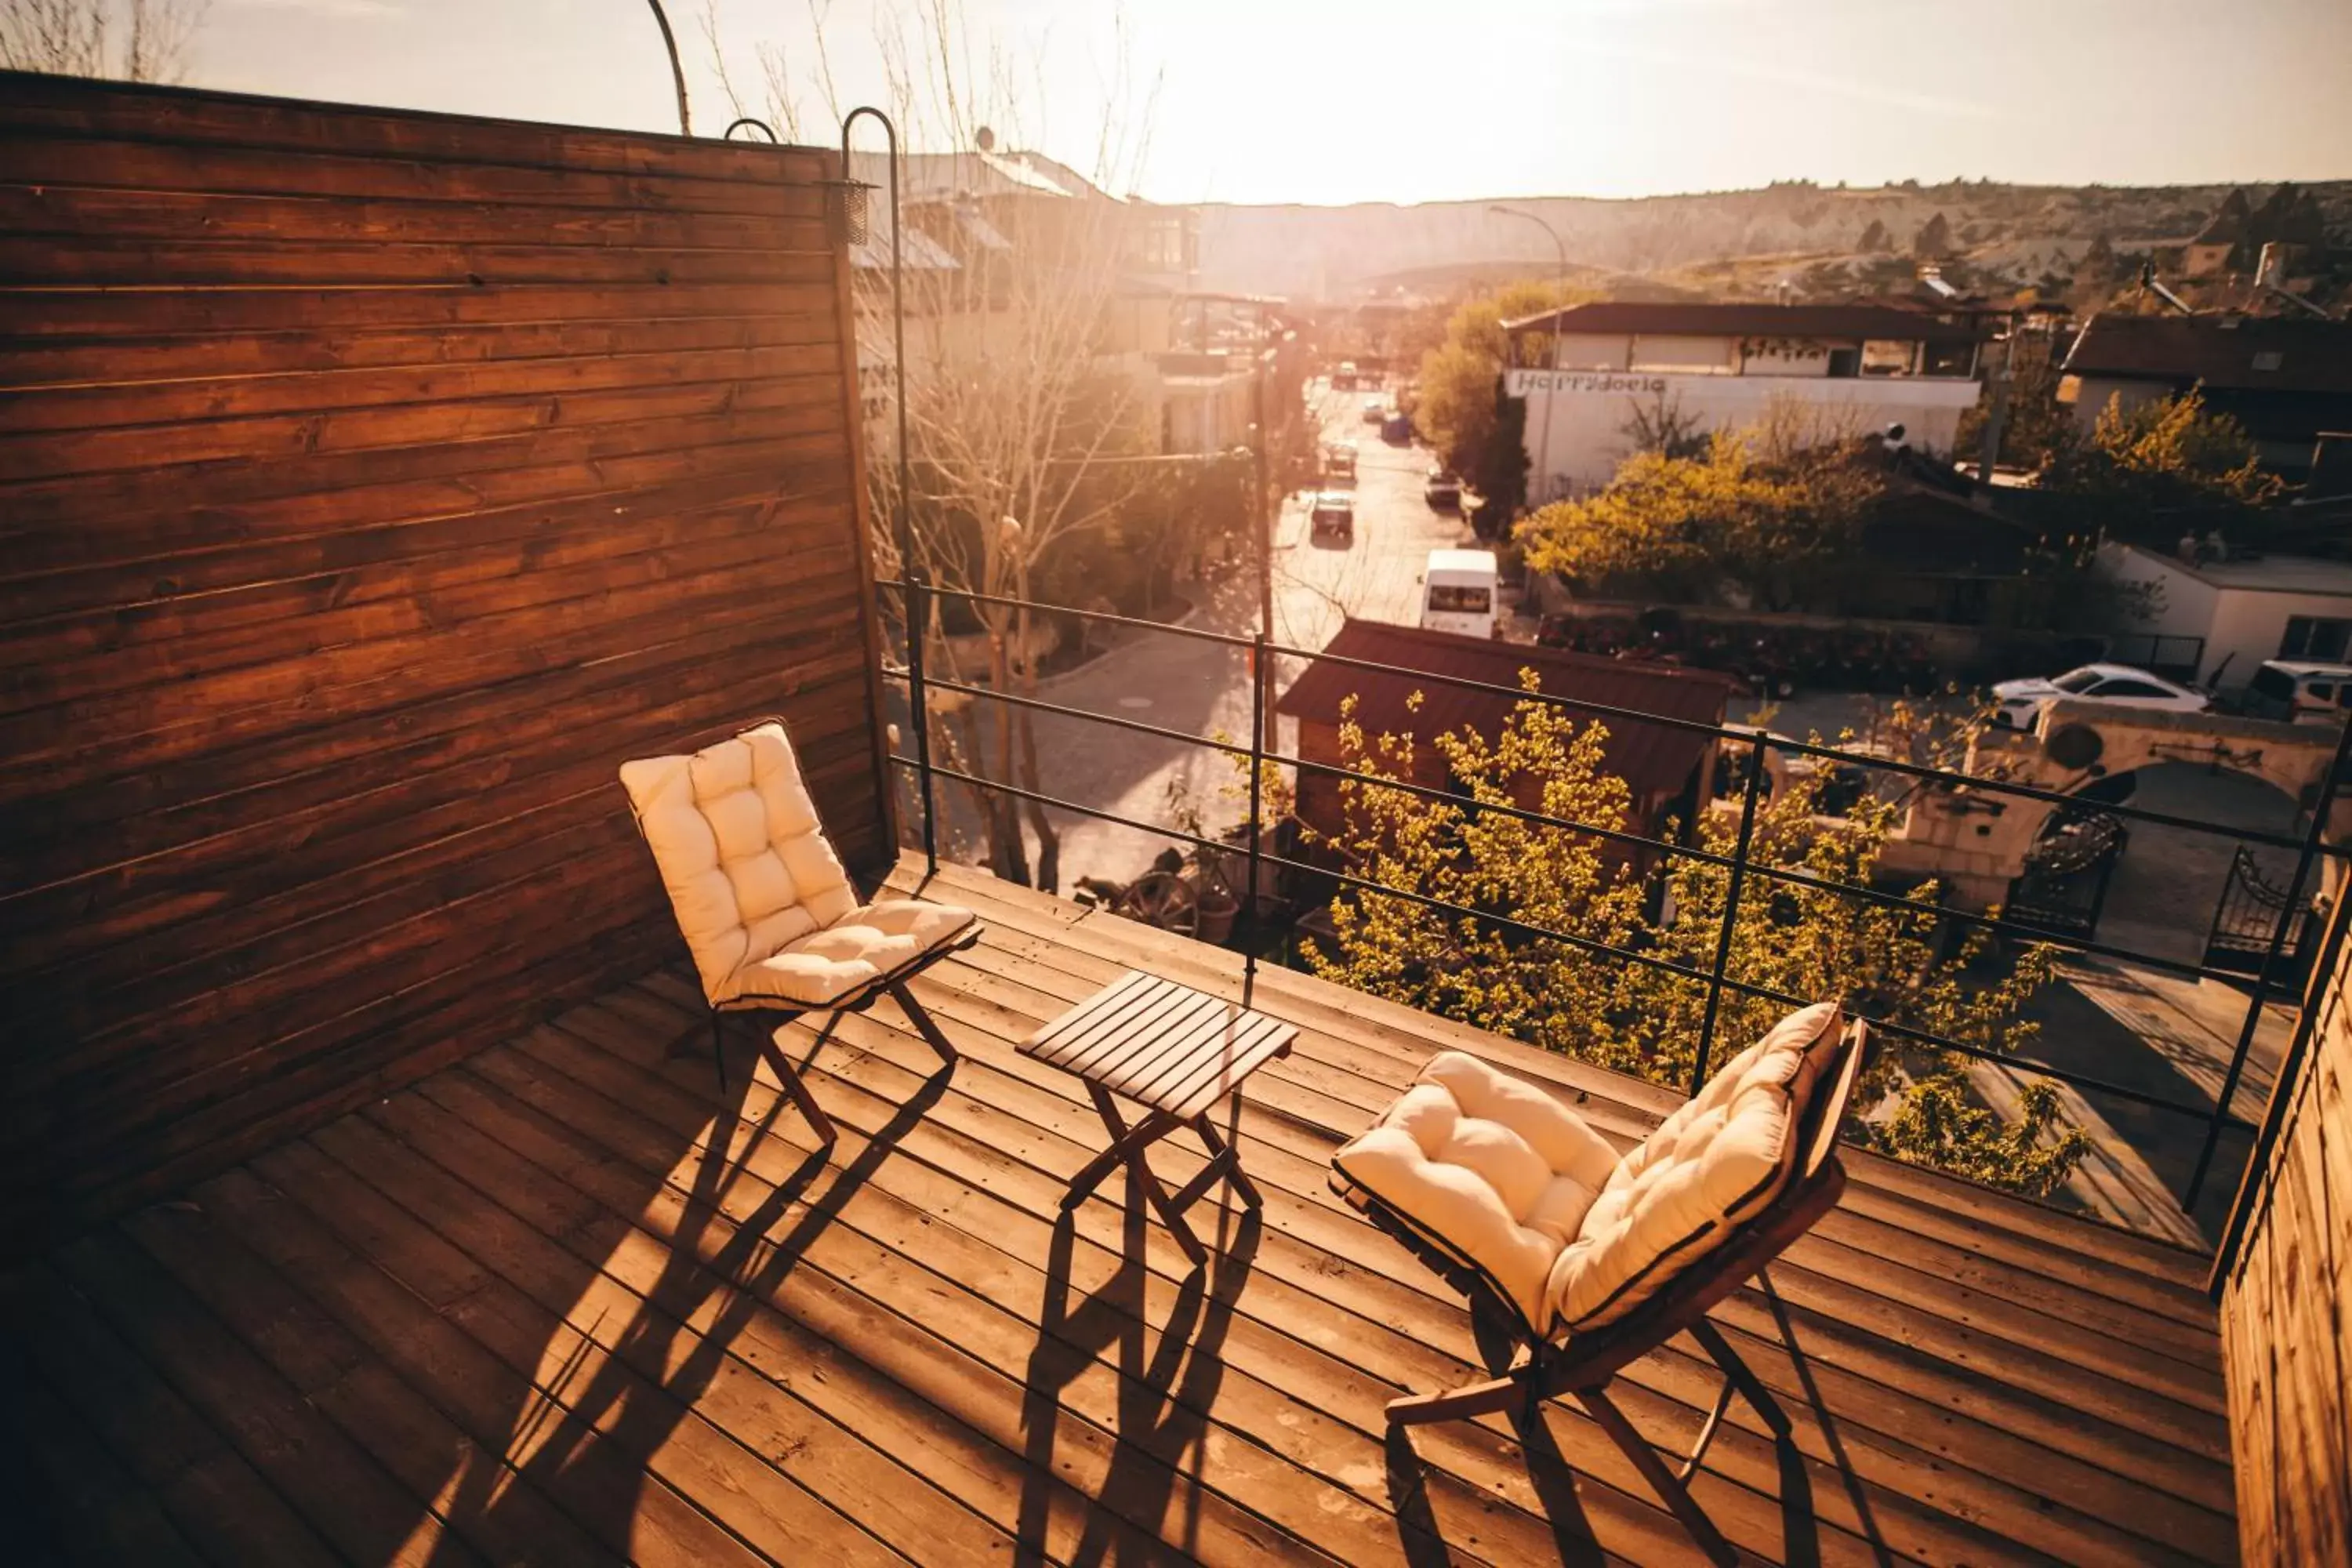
[1335,1021,1869,1567]
[699,927,981,1147]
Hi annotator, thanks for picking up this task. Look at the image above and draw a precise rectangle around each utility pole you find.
[1251,351,1274,641]
[1488,204,1568,509]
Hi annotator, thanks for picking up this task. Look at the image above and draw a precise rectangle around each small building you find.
[2096,540,2352,688]
[2060,313,2352,477]
[1500,300,1988,503]
[1275,619,1736,848]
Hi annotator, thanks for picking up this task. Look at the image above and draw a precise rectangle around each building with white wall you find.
[1501,301,1987,502]
[2098,541,2352,688]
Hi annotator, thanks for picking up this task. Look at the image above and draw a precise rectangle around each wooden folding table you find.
[1019,969,1297,1263]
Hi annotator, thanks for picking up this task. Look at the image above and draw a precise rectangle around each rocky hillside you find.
[1196,180,2352,303]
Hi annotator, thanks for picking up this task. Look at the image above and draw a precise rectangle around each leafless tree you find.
[718,0,1169,891]
[2,0,208,83]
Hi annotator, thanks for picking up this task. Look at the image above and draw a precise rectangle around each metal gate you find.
[2204,845,2321,983]
[2004,811,2128,942]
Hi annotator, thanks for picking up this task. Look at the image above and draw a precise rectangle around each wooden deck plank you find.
[910,917,2227,1363]
[593,974,2190,1568]
[897,857,2218,1294]
[770,960,2234,1565]
[48,1229,481,1568]
[877,936,2233,1442]
[8,853,2242,1566]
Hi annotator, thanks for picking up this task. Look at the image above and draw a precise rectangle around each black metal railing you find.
[880,572,2352,1227]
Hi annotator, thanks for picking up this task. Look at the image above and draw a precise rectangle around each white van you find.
[2245,659,2352,724]
[1421,549,1499,640]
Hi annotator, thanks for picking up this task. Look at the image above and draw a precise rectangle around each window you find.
[1428,586,1493,613]
[2281,616,2352,660]
[1825,347,1860,378]
[2051,668,2105,693]
[2252,666,2299,702]
[1922,341,1976,377]
[2093,679,2174,699]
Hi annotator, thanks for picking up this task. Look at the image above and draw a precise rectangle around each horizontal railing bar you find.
[892,753,2245,1126]
[881,665,1258,760]
[887,664,2278,987]
[1266,642,2342,857]
[878,576,1258,652]
[1254,844,2245,1127]
[879,576,2347,858]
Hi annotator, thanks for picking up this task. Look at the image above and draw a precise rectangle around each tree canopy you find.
[2043,387,2281,517]
[1298,685,2088,1196]
[1414,278,1588,490]
[1513,412,1886,611]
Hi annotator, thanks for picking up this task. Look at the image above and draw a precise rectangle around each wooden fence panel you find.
[2220,893,2352,1564]
[0,73,893,1253]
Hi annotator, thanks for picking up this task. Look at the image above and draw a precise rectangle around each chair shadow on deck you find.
[1014,1174,1261,1568]
[421,1011,956,1566]
[1380,1270,1864,1568]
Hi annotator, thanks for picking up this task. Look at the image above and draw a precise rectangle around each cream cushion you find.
[1550,1001,1841,1329]
[1334,1001,1842,1337]
[620,723,975,1007]
[1333,1051,1620,1327]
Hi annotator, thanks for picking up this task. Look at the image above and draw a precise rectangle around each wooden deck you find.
[5,853,2238,1567]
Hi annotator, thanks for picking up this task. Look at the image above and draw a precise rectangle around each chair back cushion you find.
[619,723,860,1005]
[1547,1001,1843,1332]
[1334,1051,1621,1330]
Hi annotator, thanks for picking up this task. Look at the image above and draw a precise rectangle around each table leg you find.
[1069,1083,1205,1265]
[1191,1109,1263,1209]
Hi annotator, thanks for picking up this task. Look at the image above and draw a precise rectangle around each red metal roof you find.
[1275,619,1734,801]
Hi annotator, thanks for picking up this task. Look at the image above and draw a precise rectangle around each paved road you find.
[959,376,1481,891]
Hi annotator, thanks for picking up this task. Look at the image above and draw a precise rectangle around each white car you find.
[1991,663,2208,729]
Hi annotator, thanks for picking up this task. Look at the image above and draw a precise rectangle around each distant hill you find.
[1193,179,2352,303]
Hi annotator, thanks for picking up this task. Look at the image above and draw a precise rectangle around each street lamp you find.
[1489,203,1568,510]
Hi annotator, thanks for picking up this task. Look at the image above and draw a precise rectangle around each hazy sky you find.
[196,0,2352,205]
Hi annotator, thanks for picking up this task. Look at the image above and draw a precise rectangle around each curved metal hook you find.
[644,0,690,135]
[724,117,779,143]
[840,107,911,577]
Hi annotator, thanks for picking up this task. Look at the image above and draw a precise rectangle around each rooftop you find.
[1501,300,1985,345]
[7,853,2236,1568]
[2064,313,2352,396]
[2123,543,2352,596]
[1277,619,1737,803]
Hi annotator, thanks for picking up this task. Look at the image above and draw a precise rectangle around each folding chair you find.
[619,720,982,1147]
[1332,1003,1868,1566]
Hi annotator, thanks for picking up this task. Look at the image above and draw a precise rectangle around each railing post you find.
[1243,633,1269,1004]
[906,568,938,872]
[2182,715,2352,1210]
[1691,732,1767,1097]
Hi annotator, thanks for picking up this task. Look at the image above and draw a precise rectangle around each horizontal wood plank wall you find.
[2219,894,2352,1566]
[0,73,893,1255]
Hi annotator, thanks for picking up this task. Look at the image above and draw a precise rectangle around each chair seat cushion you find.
[1548,1001,1842,1331]
[1332,1051,1621,1329]
[723,898,977,1006]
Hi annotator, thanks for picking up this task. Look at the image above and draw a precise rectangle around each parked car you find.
[1324,442,1358,483]
[1424,468,1462,510]
[1362,396,1386,424]
[1991,662,2209,728]
[1332,361,1358,390]
[2243,659,2352,724]
[1309,490,1356,542]
[1381,410,1413,445]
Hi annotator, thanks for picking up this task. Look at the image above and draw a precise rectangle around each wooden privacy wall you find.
[0,74,895,1253]
[2219,892,2352,1566]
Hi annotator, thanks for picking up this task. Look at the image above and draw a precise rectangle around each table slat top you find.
[1019,969,1298,1120]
